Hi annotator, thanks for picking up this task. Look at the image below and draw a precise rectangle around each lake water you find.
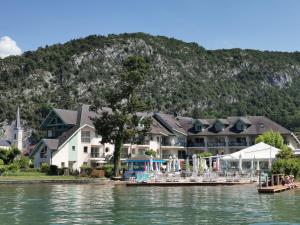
[0,183,299,225]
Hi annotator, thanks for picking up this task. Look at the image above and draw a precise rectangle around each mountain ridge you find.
[1,32,300,133]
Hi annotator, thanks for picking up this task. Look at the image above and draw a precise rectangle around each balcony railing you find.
[90,153,105,158]
[161,142,186,147]
[207,142,226,147]
[228,142,247,147]
[188,143,205,147]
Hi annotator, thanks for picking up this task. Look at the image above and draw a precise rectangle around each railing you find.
[188,143,205,147]
[228,142,247,147]
[161,142,186,147]
[121,153,130,158]
[207,142,226,147]
[90,153,105,158]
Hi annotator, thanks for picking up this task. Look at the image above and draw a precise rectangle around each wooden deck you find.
[258,182,299,193]
[126,181,252,186]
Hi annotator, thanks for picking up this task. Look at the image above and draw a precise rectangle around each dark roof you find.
[0,139,11,147]
[53,108,78,125]
[178,116,291,136]
[43,139,59,150]
[154,113,187,135]
[151,118,173,136]
[216,119,229,125]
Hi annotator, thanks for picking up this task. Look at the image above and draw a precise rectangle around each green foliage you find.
[272,158,300,178]
[0,159,3,165]
[16,156,31,169]
[0,146,21,164]
[276,145,295,159]
[3,32,300,136]
[255,131,284,149]
[93,56,151,176]
[145,149,156,157]
[103,164,114,178]
[40,163,49,173]
[197,152,213,158]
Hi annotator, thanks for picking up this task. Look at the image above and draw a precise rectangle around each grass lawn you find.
[0,171,79,180]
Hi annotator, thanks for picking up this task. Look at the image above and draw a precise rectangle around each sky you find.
[1,0,300,57]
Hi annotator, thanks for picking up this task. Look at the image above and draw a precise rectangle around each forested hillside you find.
[1,32,300,133]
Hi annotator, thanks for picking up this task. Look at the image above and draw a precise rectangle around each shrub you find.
[40,163,49,173]
[47,165,58,175]
[103,164,114,178]
[197,152,213,158]
[272,158,300,178]
[0,159,4,165]
[145,149,156,157]
[80,165,93,176]
[16,156,31,169]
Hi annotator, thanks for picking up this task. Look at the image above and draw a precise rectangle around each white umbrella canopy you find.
[199,157,204,174]
[168,155,172,172]
[256,159,260,171]
[172,155,176,172]
[216,155,221,173]
[209,157,213,172]
[186,157,190,172]
[149,155,154,171]
[192,154,198,174]
[238,154,243,173]
[177,158,181,171]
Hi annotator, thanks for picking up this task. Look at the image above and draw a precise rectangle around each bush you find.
[16,156,31,169]
[40,163,49,173]
[145,149,156,157]
[272,158,300,178]
[47,165,58,175]
[80,165,93,176]
[103,164,114,178]
[197,152,213,158]
[0,159,4,165]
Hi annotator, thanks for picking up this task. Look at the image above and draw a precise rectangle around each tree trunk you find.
[113,135,123,177]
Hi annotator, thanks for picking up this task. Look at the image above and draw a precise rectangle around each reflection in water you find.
[0,184,299,225]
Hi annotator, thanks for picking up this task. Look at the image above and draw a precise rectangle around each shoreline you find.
[0,178,112,185]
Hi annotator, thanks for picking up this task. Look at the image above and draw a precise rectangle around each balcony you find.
[188,143,205,147]
[161,142,186,147]
[207,142,226,147]
[90,153,105,158]
[228,142,247,147]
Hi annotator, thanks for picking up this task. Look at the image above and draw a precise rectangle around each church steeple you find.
[15,106,21,130]
[13,106,23,151]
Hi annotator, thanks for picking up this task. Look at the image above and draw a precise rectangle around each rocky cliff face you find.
[1,32,300,132]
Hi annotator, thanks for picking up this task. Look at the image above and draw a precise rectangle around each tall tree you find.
[255,130,284,149]
[93,56,151,177]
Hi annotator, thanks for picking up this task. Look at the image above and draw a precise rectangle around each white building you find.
[31,105,114,170]
[0,107,23,151]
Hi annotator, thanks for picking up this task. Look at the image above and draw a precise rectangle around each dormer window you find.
[236,120,246,131]
[214,121,225,132]
[194,122,202,132]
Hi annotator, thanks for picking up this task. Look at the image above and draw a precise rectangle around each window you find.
[61,162,65,168]
[156,136,160,143]
[83,146,88,153]
[81,131,91,143]
[194,122,202,132]
[91,147,100,158]
[14,134,17,140]
[236,121,246,131]
[214,121,224,131]
[105,147,109,153]
[40,146,47,158]
[47,130,53,138]
[72,146,76,151]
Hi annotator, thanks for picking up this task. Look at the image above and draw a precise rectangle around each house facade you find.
[31,105,114,170]
[31,104,299,169]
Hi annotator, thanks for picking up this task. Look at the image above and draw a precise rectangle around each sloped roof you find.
[178,116,291,136]
[43,139,59,150]
[53,108,78,125]
[154,113,187,135]
[0,139,11,147]
[151,118,173,136]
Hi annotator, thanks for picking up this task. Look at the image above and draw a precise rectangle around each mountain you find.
[1,32,300,135]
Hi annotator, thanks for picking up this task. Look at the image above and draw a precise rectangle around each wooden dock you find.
[258,182,299,193]
[126,181,252,186]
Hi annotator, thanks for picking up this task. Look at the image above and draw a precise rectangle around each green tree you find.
[93,56,151,177]
[276,145,295,159]
[0,146,21,164]
[145,149,156,157]
[255,130,284,149]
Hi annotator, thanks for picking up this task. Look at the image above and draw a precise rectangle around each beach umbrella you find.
[256,159,260,171]
[199,157,204,174]
[251,156,254,172]
[238,154,243,174]
[155,162,159,171]
[192,154,198,174]
[203,158,208,171]
[216,154,220,172]
[209,157,212,172]
[149,155,154,171]
[168,155,172,172]
[177,158,181,171]
[172,155,176,172]
[186,157,190,172]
